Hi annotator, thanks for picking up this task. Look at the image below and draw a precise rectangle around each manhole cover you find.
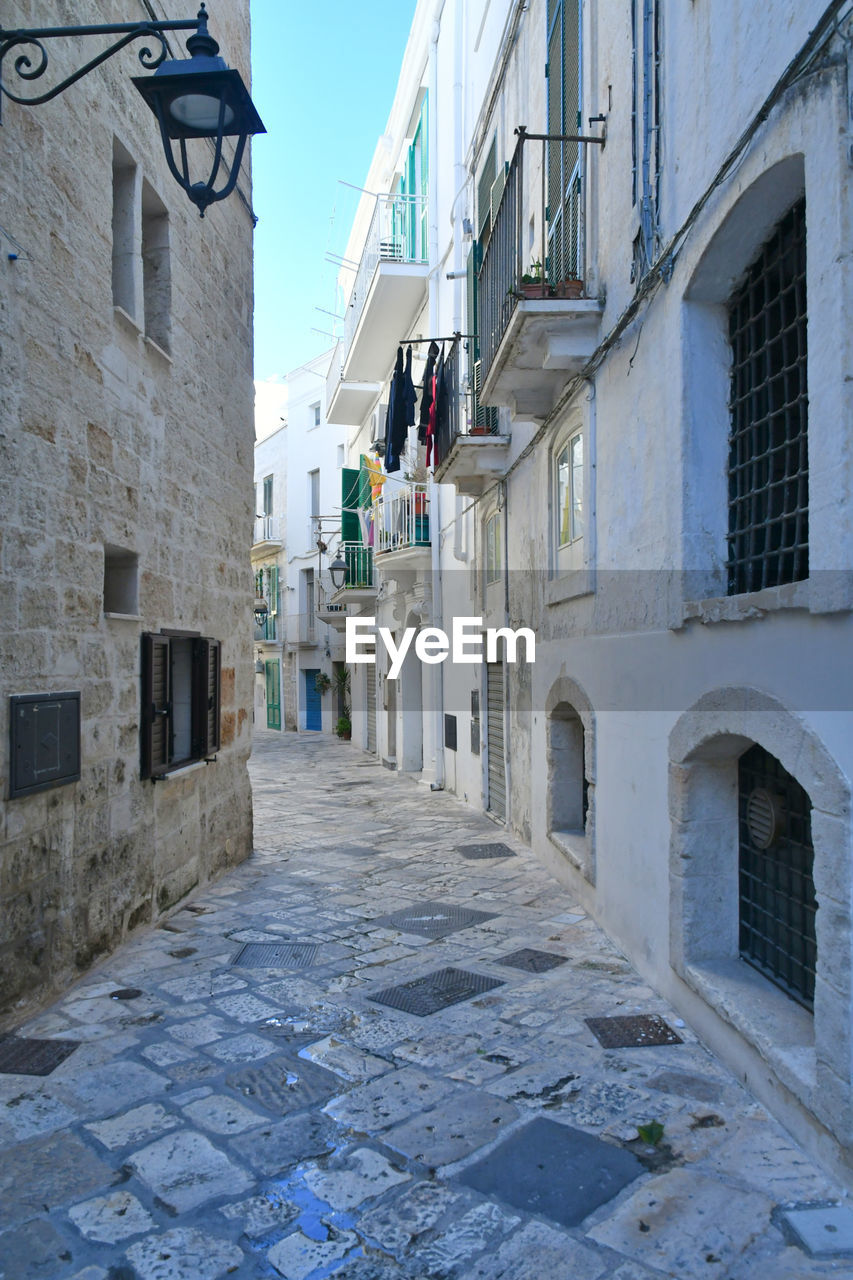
[226,1055,340,1115]
[456,1116,643,1227]
[497,948,568,973]
[456,842,516,860]
[585,1015,683,1048]
[231,942,319,969]
[375,901,498,939]
[168,947,196,958]
[0,1036,80,1076]
[110,988,143,1000]
[370,967,504,1016]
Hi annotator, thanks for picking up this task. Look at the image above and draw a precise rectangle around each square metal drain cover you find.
[497,948,568,973]
[370,968,505,1016]
[457,1116,643,1227]
[231,942,318,969]
[456,842,516,860]
[375,901,498,939]
[585,1015,683,1048]
[0,1036,80,1076]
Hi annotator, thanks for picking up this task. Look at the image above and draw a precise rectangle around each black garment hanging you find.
[431,345,450,468]
[385,345,409,473]
[418,340,440,443]
[402,344,416,429]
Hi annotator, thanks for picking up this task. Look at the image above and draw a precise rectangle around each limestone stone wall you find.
[0,0,257,1019]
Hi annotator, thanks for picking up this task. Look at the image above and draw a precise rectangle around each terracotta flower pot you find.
[553,278,585,299]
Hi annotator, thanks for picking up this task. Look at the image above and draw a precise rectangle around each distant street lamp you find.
[253,597,269,628]
[0,4,265,217]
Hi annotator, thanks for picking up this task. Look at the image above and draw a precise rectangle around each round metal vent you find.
[746,787,785,849]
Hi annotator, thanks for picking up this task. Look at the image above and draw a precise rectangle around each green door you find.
[265,659,281,730]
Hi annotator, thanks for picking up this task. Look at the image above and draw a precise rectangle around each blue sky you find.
[250,1,417,382]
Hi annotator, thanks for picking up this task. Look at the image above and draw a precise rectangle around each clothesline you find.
[397,333,474,345]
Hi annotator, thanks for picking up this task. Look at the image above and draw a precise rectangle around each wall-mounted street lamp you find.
[328,556,348,591]
[253,597,269,628]
[0,4,265,217]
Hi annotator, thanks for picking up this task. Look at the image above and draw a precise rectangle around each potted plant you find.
[314,671,332,695]
[552,277,585,299]
[335,715,352,740]
[518,260,550,299]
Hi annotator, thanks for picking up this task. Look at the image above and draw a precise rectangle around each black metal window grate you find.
[738,744,816,1009]
[727,198,808,595]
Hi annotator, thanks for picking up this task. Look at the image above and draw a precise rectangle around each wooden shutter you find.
[141,633,170,778]
[341,468,361,544]
[194,638,221,757]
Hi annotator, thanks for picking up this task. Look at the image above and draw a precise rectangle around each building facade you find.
[327,0,853,1177]
[0,1,258,1018]
[253,353,351,735]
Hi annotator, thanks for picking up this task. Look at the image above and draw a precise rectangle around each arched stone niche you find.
[545,676,596,884]
[669,686,853,1141]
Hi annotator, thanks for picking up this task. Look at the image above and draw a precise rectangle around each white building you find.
[253,352,352,733]
[324,0,853,1179]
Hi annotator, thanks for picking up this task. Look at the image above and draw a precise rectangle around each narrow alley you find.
[1,731,850,1280]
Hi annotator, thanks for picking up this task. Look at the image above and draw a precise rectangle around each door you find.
[366,664,377,754]
[265,660,281,730]
[304,668,322,731]
[486,661,506,820]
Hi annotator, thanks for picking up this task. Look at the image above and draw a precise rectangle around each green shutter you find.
[341,468,361,544]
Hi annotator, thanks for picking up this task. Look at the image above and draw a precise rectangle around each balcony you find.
[325,341,382,426]
[478,132,603,422]
[329,194,429,409]
[374,484,430,572]
[330,543,376,606]
[286,612,318,648]
[252,515,283,554]
[432,342,510,497]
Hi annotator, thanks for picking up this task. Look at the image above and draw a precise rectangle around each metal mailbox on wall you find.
[9,692,81,798]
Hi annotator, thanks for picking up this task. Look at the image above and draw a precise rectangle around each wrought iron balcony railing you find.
[478,128,589,386]
[374,484,430,556]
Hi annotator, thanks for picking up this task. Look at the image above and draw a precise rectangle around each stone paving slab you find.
[1,729,852,1278]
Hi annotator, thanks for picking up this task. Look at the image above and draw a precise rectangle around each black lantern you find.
[0,5,263,218]
[253,597,269,628]
[133,5,265,217]
[329,556,348,591]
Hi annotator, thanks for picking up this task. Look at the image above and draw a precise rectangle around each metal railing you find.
[339,542,374,589]
[374,484,430,555]
[433,342,503,468]
[343,193,428,360]
[478,127,592,386]
[253,514,281,544]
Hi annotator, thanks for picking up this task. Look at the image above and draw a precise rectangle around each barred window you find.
[738,744,816,1010]
[727,199,808,595]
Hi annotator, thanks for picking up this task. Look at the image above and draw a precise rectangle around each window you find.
[141,179,171,353]
[308,468,320,545]
[485,513,502,585]
[262,475,274,516]
[337,444,345,469]
[254,565,278,641]
[738,743,816,1009]
[546,0,582,283]
[112,139,139,318]
[476,133,497,246]
[557,431,583,546]
[631,0,661,278]
[103,545,139,616]
[311,402,321,429]
[727,199,807,595]
[141,633,220,778]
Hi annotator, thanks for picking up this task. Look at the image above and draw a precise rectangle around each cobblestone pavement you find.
[2,730,853,1279]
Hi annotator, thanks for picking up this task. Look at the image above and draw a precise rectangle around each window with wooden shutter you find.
[141,633,170,778]
[194,637,221,758]
[141,632,221,778]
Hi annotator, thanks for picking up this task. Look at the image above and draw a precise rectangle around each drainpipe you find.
[585,378,597,594]
[428,0,446,791]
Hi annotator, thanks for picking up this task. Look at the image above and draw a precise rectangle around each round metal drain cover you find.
[110,988,143,1000]
[746,788,785,849]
